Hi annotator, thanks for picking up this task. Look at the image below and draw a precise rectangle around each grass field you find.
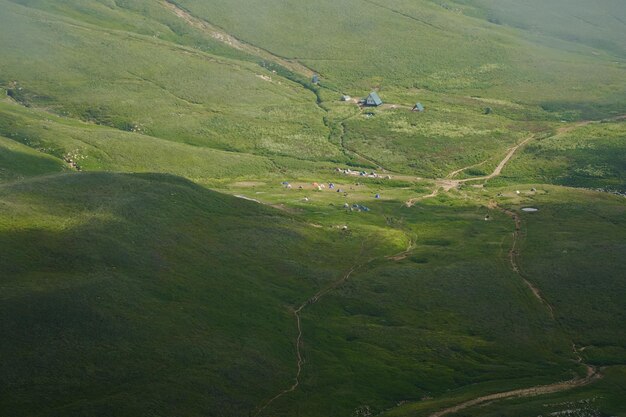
[1,0,625,416]
[170,0,626,113]
[494,120,626,192]
[0,172,371,416]
[0,0,338,161]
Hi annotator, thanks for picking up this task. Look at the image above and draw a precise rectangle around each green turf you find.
[1,0,625,415]
[0,134,67,181]
[0,0,338,161]
[169,0,626,114]
[0,172,370,416]
[493,120,626,192]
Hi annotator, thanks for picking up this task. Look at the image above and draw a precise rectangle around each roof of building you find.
[367,92,383,106]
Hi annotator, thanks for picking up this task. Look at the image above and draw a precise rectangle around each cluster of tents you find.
[345,203,370,212]
[280,181,380,212]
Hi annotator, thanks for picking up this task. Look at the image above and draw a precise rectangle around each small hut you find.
[365,92,383,106]
[311,74,320,84]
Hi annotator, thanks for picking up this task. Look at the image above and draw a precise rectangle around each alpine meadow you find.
[1,0,625,416]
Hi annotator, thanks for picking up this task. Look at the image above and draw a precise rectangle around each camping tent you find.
[412,103,425,112]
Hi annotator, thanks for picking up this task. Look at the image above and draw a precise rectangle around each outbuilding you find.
[365,92,383,106]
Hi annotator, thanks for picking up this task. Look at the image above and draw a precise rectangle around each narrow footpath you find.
[254,246,369,416]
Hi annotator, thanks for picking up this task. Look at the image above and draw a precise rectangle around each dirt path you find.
[405,187,440,207]
[401,130,604,416]
[446,158,490,179]
[388,199,600,417]
[456,135,534,184]
[405,135,534,207]
[254,247,370,416]
[255,239,417,416]
[423,203,600,417]
[492,203,554,317]
[428,364,599,417]
[161,0,314,78]
[338,114,393,172]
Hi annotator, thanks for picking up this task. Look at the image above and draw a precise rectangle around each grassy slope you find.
[374,186,626,417]
[390,366,626,417]
[341,101,529,177]
[1,172,593,417]
[0,98,277,182]
[0,134,66,181]
[514,188,626,353]
[171,0,626,112]
[266,197,576,416]
[0,172,371,416]
[494,120,626,192]
[452,0,626,58]
[0,0,338,161]
[0,0,625,415]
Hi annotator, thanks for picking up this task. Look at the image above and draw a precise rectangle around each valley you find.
[1,0,625,416]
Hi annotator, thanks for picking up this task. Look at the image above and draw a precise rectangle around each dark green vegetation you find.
[0,172,370,416]
[1,0,625,416]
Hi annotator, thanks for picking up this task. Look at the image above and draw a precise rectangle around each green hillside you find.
[0,134,66,181]
[0,0,337,161]
[496,120,626,191]
[1,0,625,416]
[170,0,626,110]
[453,0,626,58]
[0,172,366,416]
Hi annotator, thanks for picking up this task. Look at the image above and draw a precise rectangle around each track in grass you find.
[424,207,600,417]
[493,204,554,317]
[162,0,315,78]
[399,129,605,417]
[253,245,368,416]
[406,135,535,207]
[428,364,600,417]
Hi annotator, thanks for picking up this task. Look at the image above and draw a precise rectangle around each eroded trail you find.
[493,203,554,317]
[428,364,599,417]
[254,248,370,416]
[424,204,599,417]
[446,158,489,179]
[402,130,604,417]
[456,135,534,183]
[405,187,440,207]
[162,0,314,78]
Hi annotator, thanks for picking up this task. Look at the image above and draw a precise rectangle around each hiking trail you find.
[405,135,534,207]
[162,0,314,78]
[427,362,599,417]
[492,203,554,316]
[254,245,371,416]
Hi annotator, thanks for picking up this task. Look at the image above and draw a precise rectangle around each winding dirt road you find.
[255,239,418,416]
[428,363,599,417]
[421,202,599,417]
[403,130,603,417]
[406,135,534,207]
[457,135,534,183]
